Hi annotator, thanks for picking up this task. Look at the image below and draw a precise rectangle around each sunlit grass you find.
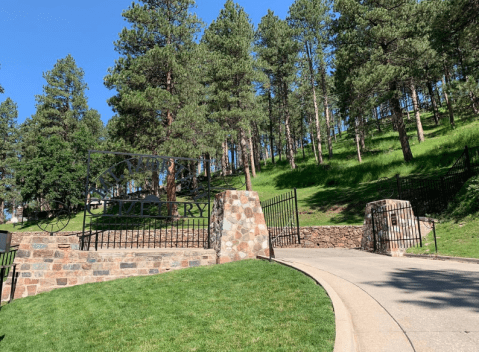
[0,260,335,352]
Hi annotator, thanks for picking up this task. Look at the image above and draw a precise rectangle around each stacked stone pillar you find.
[209,190,271,263]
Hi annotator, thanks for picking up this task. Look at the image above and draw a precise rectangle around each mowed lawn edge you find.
[0,259,335,352]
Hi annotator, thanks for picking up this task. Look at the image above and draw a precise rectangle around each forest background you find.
[0,0,478,223]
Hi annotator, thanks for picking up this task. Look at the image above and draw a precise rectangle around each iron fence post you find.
[9,264,17,303]
[417,215,423,247]
[433,221,438,254]
[294,188,301,244]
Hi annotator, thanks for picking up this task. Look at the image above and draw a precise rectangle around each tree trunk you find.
[466,76,479,115]
[434,82,442,107]
[307,113,319,163]
[166,158,178,217]
[268,89,275,165]
[409,79,425,142]
[442,71,455,127]
[320,65,332,160]
[253,124,261,172]
[404,93,410,120]
[305,42,323,164]
[282,82,296,169]
[391,82,414,162]
[264,137,269,166]
[0,198,4,224]
[248,129,256,178]
[337,115,342,138]
[426,81,440,125]
[300,115,305,159]
[222,140,229,176]
[277,108,283,162]
[239,129,253,191]
[359,115,366,151]
[355,117,362,163]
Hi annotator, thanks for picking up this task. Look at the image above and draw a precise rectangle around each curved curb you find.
[258,256,357,352]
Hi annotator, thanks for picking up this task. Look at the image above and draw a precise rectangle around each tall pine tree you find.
[202,0,259,190]
[0,98,20,223]
[104,0,215,213]
[17,55,103,208]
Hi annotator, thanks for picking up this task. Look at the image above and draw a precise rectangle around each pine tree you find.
[17,55,103,208]
[202,0,259,190]
[288,0,333,163]
[105,0,214,212]
[334,0,414,162]
[0,98,20,223]
[256,10,299,169]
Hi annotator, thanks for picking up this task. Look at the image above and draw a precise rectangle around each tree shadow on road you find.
[362,268,479,312]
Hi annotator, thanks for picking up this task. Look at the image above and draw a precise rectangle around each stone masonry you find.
[1,232,215,302]
[209,190,271,263]
[362,199,434,256]
[273,226,363,249]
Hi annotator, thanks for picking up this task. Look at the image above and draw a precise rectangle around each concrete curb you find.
[258,256,357,352]
[404,253,479,264]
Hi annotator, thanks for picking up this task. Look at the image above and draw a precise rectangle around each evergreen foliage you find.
[0,98,20,223]
[16,55,103,208]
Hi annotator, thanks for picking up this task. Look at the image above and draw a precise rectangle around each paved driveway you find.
[274,248,479,352]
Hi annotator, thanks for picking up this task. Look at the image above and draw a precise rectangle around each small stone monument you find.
[209,190,271,263]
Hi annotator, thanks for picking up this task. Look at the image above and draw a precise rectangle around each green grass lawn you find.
[0,260,335,352]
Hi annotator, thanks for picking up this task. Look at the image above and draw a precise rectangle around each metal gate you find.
[260,189,301,258]
[81,151,238,251]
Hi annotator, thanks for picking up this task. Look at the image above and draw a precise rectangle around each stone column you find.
[209,190,271,264]
[362,199,421,256]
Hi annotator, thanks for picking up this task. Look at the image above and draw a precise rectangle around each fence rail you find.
[1,245,19,305]
[379,145,478,216]
[260,189,301,255]
[81,218,209,250]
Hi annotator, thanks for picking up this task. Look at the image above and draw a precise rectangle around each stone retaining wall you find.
[1,233,215,302]
[272,226,363,249]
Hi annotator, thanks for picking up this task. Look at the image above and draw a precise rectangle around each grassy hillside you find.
[2,109,478,233]
[253,110,479,226]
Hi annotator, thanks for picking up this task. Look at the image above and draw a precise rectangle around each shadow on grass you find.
[362,268,479,312]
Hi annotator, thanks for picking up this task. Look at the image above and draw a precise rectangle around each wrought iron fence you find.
[0,245,18,273]
[378,145,478,216]
[81,150,243,251]
[260,189,301,258]
[1,245,19,305]
[81,217,208,250]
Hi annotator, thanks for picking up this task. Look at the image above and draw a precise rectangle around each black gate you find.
[81,151,236,251]
[260,189,301,258]
[371,202,436,252]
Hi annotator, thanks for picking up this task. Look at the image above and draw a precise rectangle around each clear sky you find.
[0,0,292,127]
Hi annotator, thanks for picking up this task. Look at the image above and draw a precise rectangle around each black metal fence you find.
[81,218,208,250]
[260,189,301,256]
[371,202,437,253]
[379,145,479,216]
[1,246,19,306]
[81,151,218,251]
[0,245,18,273]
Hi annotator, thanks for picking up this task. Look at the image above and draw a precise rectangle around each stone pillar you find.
[209,190,271,264]
[362,199,422,256]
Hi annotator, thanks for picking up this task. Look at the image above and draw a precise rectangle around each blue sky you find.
[0,0,292,127]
